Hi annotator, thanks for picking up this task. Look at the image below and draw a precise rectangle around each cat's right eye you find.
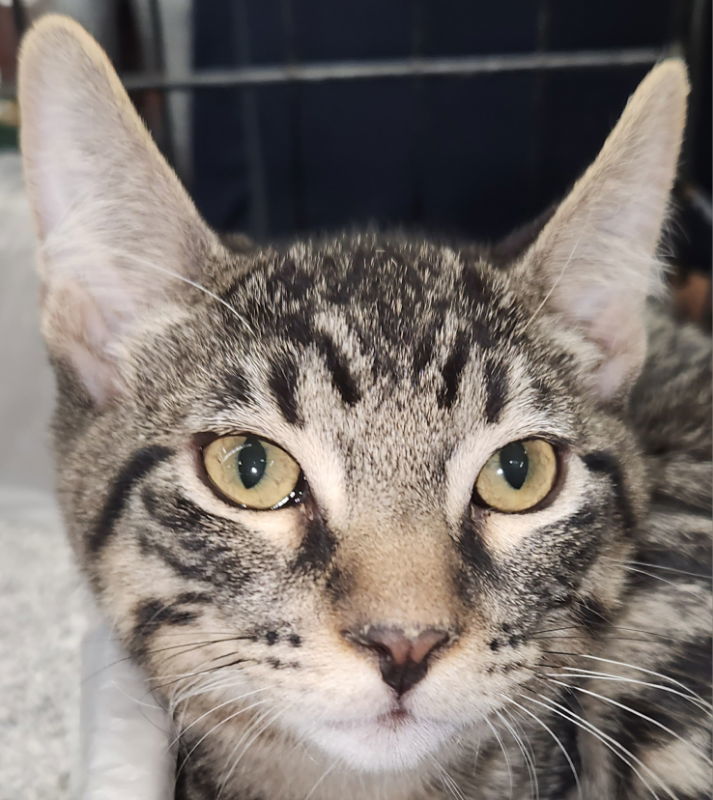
[202,434,303,510]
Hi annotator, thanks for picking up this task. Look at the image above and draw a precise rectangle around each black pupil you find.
[499,442,529,490]
[237,436,267,489]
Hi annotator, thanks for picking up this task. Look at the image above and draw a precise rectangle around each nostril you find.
[343,626,451,696]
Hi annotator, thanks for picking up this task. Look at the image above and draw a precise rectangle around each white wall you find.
[0,152,55,491]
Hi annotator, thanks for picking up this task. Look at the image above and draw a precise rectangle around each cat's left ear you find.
[516,60,689,400]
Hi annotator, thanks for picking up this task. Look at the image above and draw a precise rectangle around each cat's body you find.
[18,16,711,800]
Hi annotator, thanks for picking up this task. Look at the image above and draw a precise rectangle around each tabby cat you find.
[18,15,712,800]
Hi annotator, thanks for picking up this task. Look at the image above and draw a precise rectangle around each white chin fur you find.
[306,718,459,772]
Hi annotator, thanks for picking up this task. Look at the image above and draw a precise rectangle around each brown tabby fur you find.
[19,15,712,800]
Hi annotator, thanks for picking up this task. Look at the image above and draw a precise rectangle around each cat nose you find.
[345,626,450,696]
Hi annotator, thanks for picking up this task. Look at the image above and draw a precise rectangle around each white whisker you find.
[496,708,539,800]
[500,694,582,799]
[540,651,710,706]
[603,557,711,581]
[484,715,514,799]
[520,690,670,799]
[176,697,270,780]
[544,668,711,713]
[302,761,337,800]
[169,686,270,748]
[546,677,713,766]
[217,702,295,798]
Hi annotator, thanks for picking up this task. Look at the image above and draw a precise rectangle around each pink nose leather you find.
[346,627,450,695]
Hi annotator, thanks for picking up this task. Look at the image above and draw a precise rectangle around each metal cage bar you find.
[0,46,667,98]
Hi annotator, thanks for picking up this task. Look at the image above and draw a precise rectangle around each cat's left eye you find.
[202,434,303,510]
[473,439,559,513]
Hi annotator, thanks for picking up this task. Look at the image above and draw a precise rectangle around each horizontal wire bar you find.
[0,46,667,97]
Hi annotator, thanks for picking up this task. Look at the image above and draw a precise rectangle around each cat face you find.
[60,235,641,770]
[19,16,687,775]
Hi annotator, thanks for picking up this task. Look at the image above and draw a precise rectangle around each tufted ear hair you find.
[19,15,224,404]
[516,60,689,400]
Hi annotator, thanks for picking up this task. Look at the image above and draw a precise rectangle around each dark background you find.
[2,0,711,274]
[188,0,711,277]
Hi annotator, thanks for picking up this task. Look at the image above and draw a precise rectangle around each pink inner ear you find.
[41,277,124,405]
[547,271,651,400]
[590,308,648,400]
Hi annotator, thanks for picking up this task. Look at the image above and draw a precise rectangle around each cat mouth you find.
[325,707,432,732]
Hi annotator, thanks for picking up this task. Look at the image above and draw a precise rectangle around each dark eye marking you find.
[438,331,470,409]
[325,565,352,604]
[293,517,337,575]
[455,515,497,607]
[90,445,173,553]
[457,515,495,576]
[316,333,361,406]
[582,450,635,531]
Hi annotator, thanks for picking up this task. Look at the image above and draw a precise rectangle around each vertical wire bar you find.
[680,0,709,188]
[281,0,304,231]
[149,0,176,167]
[528,0,552,217]
[235,0,269,238]
[408,0,427,227]
[11,0,26,35]
[154,0,193,182]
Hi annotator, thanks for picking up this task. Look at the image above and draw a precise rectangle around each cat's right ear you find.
[19,15,223,404]
[514,60,688,401]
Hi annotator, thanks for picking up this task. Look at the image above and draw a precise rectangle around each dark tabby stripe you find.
[650,492,712,517]
[412,332,434,382]
[131,592,211,658]
[316,333,361,406]
[222,372,252,405]
[142,487,216,534]
[582,451,635,531]
[461,263,492,305]
[137,530,254,591]
[268,354,302,426]
[438,331,470,409]
[483,355,508,423]
[572,595,610,636]
[633,545,712,581]
[89,445,173,553]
